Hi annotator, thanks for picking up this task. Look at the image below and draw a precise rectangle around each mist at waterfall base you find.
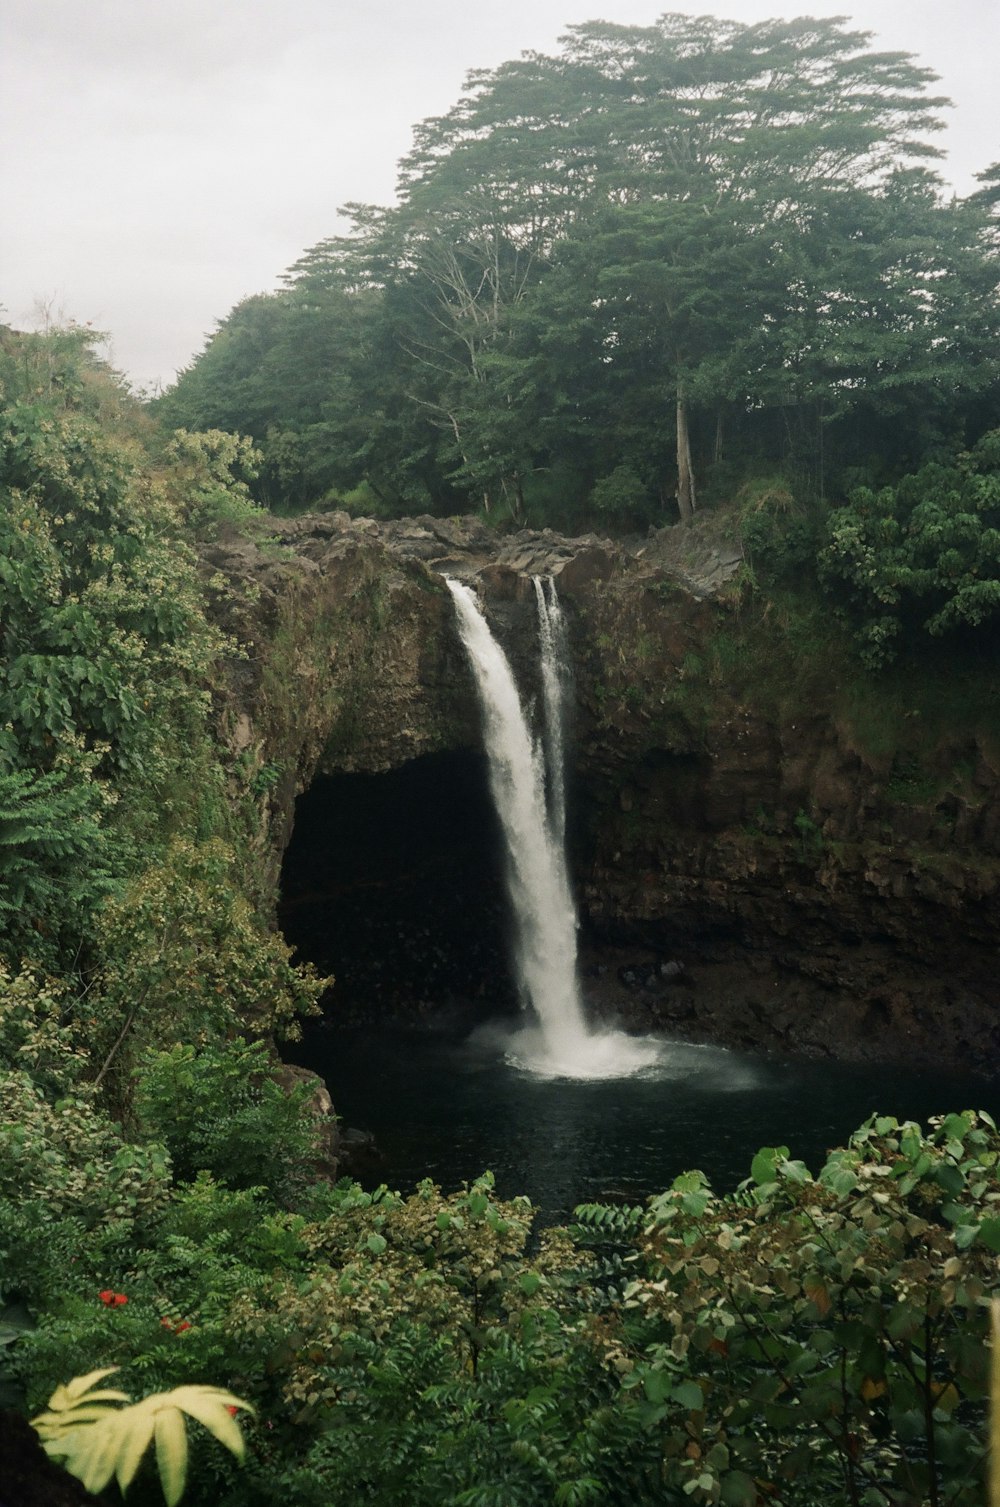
[295,1023,997,1224]
[284,579,1000,1223]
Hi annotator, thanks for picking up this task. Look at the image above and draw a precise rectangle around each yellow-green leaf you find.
[33,1403,121,1433]
[154,1405,189,1507]
[170,1386,249,1458]
[70,1418,123,1495]
[114,1402,158,1493]
[47,1368,123,1412]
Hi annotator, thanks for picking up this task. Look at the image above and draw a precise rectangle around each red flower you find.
[174,1321,191,1334]
[99,1290,128,1307]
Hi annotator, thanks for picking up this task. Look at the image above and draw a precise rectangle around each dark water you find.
[293,1017,1000,1225]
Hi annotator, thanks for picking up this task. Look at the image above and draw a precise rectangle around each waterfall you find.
[448,577,659,1078]
[534,576,568,845]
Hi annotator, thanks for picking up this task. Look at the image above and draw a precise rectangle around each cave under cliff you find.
[277,748,517,1025]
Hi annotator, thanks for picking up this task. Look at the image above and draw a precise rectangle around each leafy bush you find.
[88,838,326,1112]
[819,429,1000,664]
[0,1072,172,1309]
[135,1039,320,1202]
[0,325,233,971]
[590,463,653,522]
[7,1117,999,1507]
[164,429,263,539]
[736,473,821,585]
[597,1110,1000,1506]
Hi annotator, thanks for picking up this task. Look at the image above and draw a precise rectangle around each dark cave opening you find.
[277,749,516,1023]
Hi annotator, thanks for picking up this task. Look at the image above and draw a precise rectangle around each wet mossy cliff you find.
[205,511,1000,1074]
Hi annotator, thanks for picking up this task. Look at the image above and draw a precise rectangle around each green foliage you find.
[32,1367,252,1505]
[792,808,824,862]
[0,1070,173,1311]
[0,1293,35,1408]
[158,16,999,526]
[6,1118,1000,1507]
[89,837,326,1111]
[208,1118,1000,1506]
[164,428,263,538]
[0,961,89,1098]
[736,474,821,583]
[820,429,1000,664]
[135,1039,322,1203]
[0,760,113,956]
[590,464,655,525]
[0,326,233,970]
[616,1111,1000,1506]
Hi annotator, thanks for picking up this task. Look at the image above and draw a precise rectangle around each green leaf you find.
[935,1162,966,1197]
[977,1217,1000,1252]
[750,1147,789,1186]
[672,1380,705,1411]
[641,1368,674,1406]
[720,1470,759,1505]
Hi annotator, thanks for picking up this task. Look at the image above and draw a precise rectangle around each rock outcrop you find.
[204,509,1000,1073]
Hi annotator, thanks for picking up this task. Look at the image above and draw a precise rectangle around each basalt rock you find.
[0,1411,94,1507]
[207,509,1000,1074]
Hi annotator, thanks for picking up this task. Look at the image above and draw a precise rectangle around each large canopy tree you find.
[385,13,950,517]
[161,13,999,525]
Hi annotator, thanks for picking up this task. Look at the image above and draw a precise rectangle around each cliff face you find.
[205,511,1000,1073]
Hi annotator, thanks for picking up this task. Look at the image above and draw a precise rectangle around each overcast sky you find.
[2,0,996,394]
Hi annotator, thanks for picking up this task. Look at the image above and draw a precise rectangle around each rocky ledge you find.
[202,509,1000,1076]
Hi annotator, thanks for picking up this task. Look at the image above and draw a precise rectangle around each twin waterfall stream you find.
[283,580,985,1212]
[447,577,659,1079]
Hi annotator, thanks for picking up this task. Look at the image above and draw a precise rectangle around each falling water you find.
[534,576,568,844]
[448,577,659,1078]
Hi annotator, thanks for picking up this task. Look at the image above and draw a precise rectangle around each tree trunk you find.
[676,390,696,522]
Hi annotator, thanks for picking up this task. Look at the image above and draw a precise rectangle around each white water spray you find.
[448,577,659,1079]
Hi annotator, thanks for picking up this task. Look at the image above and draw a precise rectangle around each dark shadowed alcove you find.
[277,749,515,1023]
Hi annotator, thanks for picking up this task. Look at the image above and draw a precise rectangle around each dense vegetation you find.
[4,10,1000,1504]
[156,14,999,539]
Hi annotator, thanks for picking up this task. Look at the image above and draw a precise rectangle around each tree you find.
[391,13,950,519]
[157,14,994,528]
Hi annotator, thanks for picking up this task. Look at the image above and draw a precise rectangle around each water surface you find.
[294,1019,1000,1225]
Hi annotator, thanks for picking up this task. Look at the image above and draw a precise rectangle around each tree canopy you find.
[156,12,999,534]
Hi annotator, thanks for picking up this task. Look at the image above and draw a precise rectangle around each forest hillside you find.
[3,11,1000,1505]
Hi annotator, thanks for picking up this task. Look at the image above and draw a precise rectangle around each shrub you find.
[819,429,1000,665]
[135,1040,320,1203]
